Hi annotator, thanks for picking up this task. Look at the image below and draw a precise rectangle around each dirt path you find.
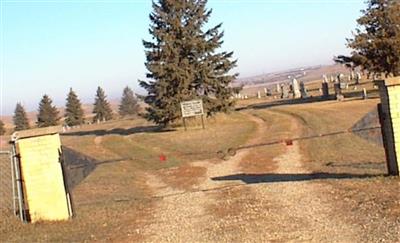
[251,119,361,242]
[141,111,361,242]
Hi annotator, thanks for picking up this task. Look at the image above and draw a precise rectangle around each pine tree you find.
[0,120,5,135]
[65,88,85,126]
[140,0,237,126]
[119,86,139,117]
[13,103,30,131]
[37,94,60,127]
[93,86,113,122]
[347,0,400,77]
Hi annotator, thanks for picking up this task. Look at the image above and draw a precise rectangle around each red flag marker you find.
[159,154,167,162]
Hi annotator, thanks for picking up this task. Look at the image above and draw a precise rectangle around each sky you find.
[1,0,366,115]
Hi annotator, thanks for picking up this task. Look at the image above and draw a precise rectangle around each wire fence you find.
[0,150,13,216]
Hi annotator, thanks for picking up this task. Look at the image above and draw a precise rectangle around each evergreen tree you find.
[13,103,30,131]
[140,0,237,126]
[119,86,139,117]
[65,88,85,126]
[93,86,113,122]
[37,94,60,127]
[346,0,400,77]
[0,120,5,135]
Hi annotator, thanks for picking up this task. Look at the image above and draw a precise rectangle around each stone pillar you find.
[375,77,400,176]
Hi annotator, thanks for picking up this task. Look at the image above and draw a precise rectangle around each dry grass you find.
[238,110,292,173]
[1,112,257,242]
[264,98,400,242]
[274,98,386,175]
[3,84,399,242]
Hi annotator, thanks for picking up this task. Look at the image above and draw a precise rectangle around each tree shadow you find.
[211,172,382,184]
[62,125,175,137]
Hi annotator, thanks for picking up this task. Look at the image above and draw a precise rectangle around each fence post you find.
[374,77,400,176]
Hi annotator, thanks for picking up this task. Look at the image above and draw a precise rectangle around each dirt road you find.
[141,111,364,242]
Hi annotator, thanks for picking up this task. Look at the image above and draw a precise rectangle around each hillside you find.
[235,64,350,86]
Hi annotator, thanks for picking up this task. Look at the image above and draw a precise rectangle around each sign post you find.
[180,99,205,130]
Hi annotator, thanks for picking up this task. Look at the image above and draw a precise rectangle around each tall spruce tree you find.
[37,94,60,127]
[93,86,113,122]
[0,120,5,135]
[65,88,85,126]
[119,86,139,117]
[13,103,30,131]
[346,0,400,77]
[140,0,237,126]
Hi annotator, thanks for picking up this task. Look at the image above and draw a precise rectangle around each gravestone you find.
[362,88,368,99]
[281,84,289,99]
[300,81,308,98]
[322,81,329,98]
[334,79,344,101]
[355,72,361,84]
[350,71,354,80]
[257,91,261,99]
[337,73,344,83]
[276,84,281,93]
[292,78,301,98]
[323,75,328,83]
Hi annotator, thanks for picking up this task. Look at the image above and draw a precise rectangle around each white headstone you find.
[362,88,368,99]
[292,78,301,98]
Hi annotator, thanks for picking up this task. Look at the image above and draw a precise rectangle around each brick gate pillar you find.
[375,77,400,176]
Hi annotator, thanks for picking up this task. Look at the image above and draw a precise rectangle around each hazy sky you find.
[1,0,365,115]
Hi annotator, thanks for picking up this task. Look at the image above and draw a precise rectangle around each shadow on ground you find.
[211,172,382,184]
[62,146,128,190]
[62,125,174,137]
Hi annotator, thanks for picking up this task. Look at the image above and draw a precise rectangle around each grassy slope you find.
[273,99,386,175]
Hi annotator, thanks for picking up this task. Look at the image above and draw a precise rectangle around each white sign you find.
[180,99,204,118]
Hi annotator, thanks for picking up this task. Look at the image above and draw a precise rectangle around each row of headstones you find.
[61,119,107,132]
[278,79,308,99]
[323,72,362,85]
[235,71,367,101]
[234,79,308,100]
[321,73,368,101]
